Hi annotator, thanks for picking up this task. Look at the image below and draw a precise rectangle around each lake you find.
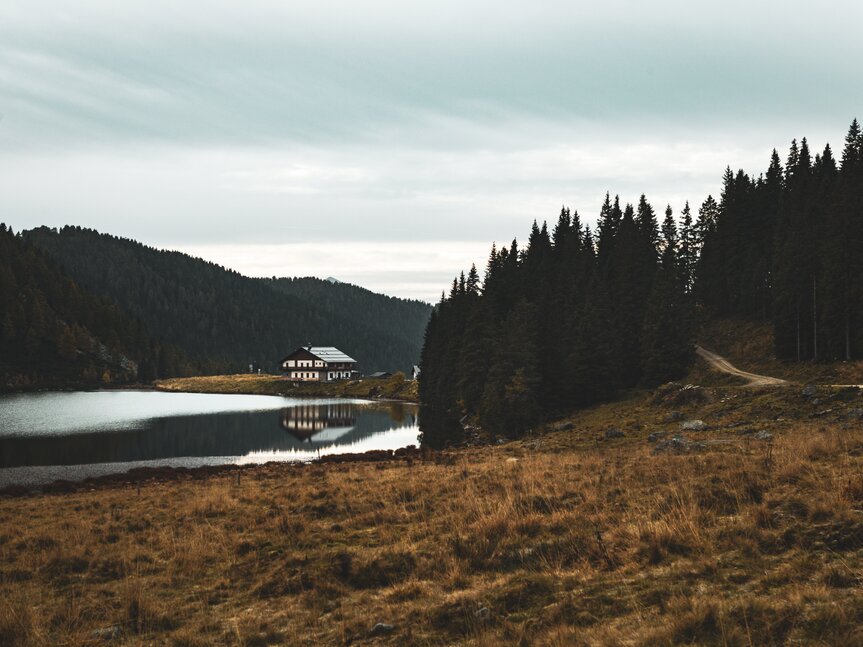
[0,390,419,487]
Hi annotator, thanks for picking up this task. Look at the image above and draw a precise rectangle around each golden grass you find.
[154,373,418,402]
[1,385,862,645]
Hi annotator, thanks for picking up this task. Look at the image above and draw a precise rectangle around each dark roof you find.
[282,346,357,364]
[367,371,392,378]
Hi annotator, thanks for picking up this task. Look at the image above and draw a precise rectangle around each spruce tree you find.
[678,201,697,294]
[660,204,678,272]
[636,194,660,254]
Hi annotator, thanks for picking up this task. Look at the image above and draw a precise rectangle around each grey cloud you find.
[1,1,861,149]
[1,0,861,298]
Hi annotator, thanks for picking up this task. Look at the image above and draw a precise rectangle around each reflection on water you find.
[0,391,418,486]
[281,402,416,444]
[281,403,357,441]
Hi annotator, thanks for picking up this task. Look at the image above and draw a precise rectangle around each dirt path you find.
[695,345,788,386]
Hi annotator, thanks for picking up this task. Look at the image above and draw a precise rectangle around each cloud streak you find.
[1,0,861,299]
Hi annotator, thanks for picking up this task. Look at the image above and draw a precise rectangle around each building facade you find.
[279,346,358,382]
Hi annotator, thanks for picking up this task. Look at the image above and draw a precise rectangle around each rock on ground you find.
[653,436,706,454]
[370,623,395,636]
[681,420,707,431]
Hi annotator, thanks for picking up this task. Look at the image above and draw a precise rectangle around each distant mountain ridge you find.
[24,226,432,375]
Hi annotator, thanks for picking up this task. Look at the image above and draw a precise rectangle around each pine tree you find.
[466,264,480,295]
[635,194,660,254]
[678,201,697,294]
[596,193,623,275]
[660,204,678,272]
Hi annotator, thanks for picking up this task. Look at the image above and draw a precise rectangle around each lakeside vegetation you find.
[2,379,861,646]
[155,373,418,402]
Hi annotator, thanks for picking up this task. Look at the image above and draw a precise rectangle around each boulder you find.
[553,421,574,431]
[680,420,707,432]
[753,430,773,441]
[647,431,668,443]
[653,436,706,455]
[370,623,395,636]
[605,428,625,439]
[664,411,684,423]
[653,382,708,407]
[801,385,819,398]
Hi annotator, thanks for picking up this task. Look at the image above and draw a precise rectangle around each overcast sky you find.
[2,1,861,301]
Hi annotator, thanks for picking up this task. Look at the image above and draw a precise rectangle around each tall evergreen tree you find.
[660,204,678,272]
[635,194,660,254]
[678,201,697,294]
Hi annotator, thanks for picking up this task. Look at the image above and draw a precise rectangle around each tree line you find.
[419,119,863,442]
[698,121,863,362]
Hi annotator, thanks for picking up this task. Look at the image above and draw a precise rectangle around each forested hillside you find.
[420,119,863,441]
[0,225,188,390]
[419,198,694,440]
[25,227,431,374]
[265,277,430,361]
[698,120,863,361]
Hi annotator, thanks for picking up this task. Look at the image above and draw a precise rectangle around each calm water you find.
[0,391,419,486]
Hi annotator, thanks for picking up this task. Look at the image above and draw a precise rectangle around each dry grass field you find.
[1,380,862,646]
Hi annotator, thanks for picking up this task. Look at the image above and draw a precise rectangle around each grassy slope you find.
[698,317,863,385]
[1,381,862,646]
[154,373,419,402]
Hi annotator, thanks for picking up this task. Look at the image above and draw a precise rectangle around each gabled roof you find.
[308,347,357,363]
[367,371,392,378]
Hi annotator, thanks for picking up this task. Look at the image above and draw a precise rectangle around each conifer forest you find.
[0,226,432,389]
[419,120,863,441]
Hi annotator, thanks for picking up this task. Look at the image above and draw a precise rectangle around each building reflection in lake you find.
[0,395,420,483]
[280,403,357,442]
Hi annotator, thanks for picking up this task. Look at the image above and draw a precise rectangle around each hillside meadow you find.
[1,381,862,646]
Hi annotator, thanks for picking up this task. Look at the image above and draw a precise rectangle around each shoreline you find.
[154,372,419,402]
[0,444,435,498]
